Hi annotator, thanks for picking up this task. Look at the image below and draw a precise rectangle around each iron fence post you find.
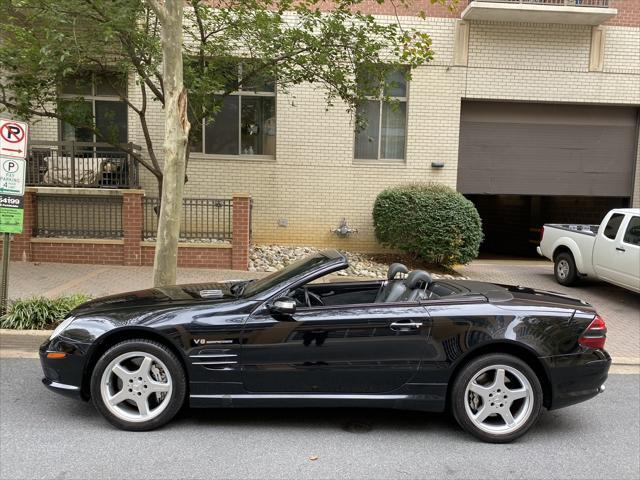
[127,143,134,187]
[70,141,76,188]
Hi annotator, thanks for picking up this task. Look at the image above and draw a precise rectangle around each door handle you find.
[616,247,626,252]
[390,321,423,331]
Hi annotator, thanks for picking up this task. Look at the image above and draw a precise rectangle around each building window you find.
[59,72,128,145]
[355,67,408,161]
[190,63,276,157]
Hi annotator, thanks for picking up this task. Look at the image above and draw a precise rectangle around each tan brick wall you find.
[26,14,640,251]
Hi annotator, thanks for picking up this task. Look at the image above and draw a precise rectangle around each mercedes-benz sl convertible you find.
[40,250,610,442]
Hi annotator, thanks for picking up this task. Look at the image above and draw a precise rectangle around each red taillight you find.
[540,226,545,242]
[578,315,607,350]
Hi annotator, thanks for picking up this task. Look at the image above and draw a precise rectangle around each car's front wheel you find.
[90,339,186,431]
[451,354,543,443]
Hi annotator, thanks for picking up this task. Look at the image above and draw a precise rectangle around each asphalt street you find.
[0,359,638,480]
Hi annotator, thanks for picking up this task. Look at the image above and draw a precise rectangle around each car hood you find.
[71,281,243,315]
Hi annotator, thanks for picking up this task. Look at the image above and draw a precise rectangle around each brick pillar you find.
[10,189,36,262]
[231,193,251,270]
[122,191,144,266]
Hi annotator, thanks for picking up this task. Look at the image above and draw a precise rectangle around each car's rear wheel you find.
[451,354,542,443]
[90,339,186,431]
[554,252,578,286]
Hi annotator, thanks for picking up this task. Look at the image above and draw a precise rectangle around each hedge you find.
[372,183,483,266]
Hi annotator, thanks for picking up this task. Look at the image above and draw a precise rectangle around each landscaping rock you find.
[249,245,465,280]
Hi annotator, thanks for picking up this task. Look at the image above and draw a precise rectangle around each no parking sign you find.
[0,119,28,159]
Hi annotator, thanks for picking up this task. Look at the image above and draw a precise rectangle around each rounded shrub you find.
[372,183,483,266]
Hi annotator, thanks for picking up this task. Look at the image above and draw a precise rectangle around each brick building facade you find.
[26,0,640,259]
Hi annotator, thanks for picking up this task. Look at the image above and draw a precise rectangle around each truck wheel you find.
[554,252,578,286]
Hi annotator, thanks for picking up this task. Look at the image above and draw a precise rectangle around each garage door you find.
[457,101,639,197]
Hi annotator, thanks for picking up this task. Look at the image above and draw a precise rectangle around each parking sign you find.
[0,119,28,159]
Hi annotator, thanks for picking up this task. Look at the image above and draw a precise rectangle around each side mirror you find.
[269,297,296,317]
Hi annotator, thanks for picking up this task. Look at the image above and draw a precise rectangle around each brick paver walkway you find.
[3,259,638,361]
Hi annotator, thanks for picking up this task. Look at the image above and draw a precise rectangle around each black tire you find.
[554,252,578,286]
[451,353,543,443]
[90,339,186,431]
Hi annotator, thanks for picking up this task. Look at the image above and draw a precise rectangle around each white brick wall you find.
[27,16,640,249]
[468,22,592,72]
[603,26,640,74]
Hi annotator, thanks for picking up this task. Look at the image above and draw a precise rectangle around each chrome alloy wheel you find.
[100,351,173,423]
[556,259,570,280]
[464,364,534,435]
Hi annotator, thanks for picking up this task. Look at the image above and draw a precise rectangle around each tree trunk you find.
[152,0,190,287]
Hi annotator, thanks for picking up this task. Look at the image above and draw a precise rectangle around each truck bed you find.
[544,224,599,236]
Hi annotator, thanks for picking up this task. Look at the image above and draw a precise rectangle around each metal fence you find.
[143,197,233,241]
[469,0,610,6]
[27,141,141,189]
[36,194,123,239]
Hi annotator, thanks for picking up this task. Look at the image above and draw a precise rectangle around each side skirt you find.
[189,391,446,412]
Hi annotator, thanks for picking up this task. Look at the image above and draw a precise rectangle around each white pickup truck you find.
[537,208,640,293]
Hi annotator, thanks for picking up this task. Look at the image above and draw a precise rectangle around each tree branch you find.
[146,0,168,23]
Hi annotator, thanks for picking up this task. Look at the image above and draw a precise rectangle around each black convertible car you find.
[40,250,610,442]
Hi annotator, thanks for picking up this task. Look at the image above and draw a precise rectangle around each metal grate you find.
[36,194,123,239]
[142,197,233,241]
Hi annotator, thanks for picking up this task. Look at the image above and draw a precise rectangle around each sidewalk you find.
[1,259,638,363]
[4,261,259,299]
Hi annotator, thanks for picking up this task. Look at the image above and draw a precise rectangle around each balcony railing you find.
[26,141,141,189]
[469,0,610,6]
[463,0,616,24]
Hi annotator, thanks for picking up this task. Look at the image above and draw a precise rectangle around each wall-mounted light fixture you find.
[431,161,445,169]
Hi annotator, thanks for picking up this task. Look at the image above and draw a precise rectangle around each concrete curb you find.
[1,329,638,365]
[0,328,52,336]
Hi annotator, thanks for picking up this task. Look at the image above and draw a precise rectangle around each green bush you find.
[373,183,483,266]
[0,294,91,330]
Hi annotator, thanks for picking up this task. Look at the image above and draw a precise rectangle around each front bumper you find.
[542,349,611,410]
[39,337,91,400]
[42,377,83,399]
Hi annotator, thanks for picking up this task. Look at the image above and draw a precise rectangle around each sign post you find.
[0,119,28,314]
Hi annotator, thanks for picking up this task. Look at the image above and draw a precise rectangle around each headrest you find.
[405,270,433,289]
[387,263,409,280]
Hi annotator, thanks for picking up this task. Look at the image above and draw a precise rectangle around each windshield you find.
[242,253,331,297]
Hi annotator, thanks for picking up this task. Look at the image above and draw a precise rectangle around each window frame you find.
[58,72,128,144]
[191,63,277,160]
[602,213,625,240]
[353,68,410,163]
[622,216,640,246]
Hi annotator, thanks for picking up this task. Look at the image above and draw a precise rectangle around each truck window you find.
[603,213,624,240]
[623,216,640,246]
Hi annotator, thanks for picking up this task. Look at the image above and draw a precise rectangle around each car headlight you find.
[49,316,75,341]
